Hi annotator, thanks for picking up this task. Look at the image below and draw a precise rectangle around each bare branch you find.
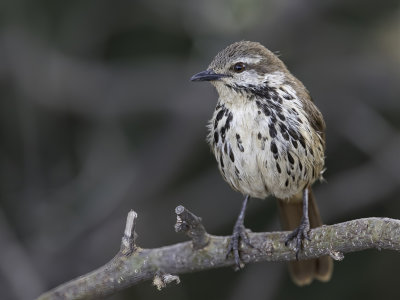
[37,208,400,300]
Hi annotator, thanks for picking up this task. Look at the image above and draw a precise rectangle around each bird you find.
[190,41,333,286]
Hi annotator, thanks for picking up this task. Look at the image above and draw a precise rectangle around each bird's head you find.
[191,41,288,94]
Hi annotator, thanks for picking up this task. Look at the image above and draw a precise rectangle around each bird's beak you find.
[190,69,228,82]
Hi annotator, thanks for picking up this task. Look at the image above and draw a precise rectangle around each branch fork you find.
[174,205,210,249]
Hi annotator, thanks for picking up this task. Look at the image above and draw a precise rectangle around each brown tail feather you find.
[277,188,333,286]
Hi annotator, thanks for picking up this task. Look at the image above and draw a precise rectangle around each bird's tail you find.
[277,188,333,286]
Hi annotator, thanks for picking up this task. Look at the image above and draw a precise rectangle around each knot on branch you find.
[121,210,138,255]
[175,205,209,249]
[153,272,180,291]
[328,250,345,261]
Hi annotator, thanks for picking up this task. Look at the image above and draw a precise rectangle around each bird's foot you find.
[285,217,311,260]
[227,222,253,270]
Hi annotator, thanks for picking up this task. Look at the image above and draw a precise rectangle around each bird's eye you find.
[232,62,246,73]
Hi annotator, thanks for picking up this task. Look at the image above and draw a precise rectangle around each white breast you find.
[208,83,325,200]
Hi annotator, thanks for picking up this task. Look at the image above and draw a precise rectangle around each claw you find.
[284,187,312,259]
[285,216,310,260]
[227,195,253,269]
[227,224,253,269]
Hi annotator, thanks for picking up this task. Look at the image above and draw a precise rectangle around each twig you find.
[175,205,209,249]
[121,210,137,255]
[37,207,400,300]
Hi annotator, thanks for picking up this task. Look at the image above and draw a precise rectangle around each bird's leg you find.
[285,187,311,259]
[227,195,253,269]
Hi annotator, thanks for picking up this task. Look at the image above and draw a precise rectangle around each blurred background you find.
[0,0,399,299]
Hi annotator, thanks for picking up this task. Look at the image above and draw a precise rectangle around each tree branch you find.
[37,207,400,300]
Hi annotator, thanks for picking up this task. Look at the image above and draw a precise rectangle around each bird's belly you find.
[216,134,310,200]
[210,115,324,200]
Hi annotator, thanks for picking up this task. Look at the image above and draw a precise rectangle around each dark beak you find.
[190,69,228,82]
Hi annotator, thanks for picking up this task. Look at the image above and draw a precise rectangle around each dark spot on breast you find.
[291,108,299,115]
[256,102,271,117]
[258,110,261,114]
[227,111,233,121]
[215,109,225,128]
[270,102,282,114]
[270,141,278,159]
[285,179,289,187]
[220,127,226,143]
[283,94,294,100]
[297,117,303,124]
[229,148,235,162]
[258,132,262,140]
[299,161,303,171]
[216,109,225,120]
[276,162,281,173]
[288,152,294,164]
[277,112,286,121]
[219,153,224,168]
[214,132,219,144]
[279,123,289,140]
[251,85,277,100]
[299,134,306,148]
[235,167,240,177]
[235,134,244,152]
[288,127,298,140]
[309,147,314,156]
[269,90,282,103]
[291,139,298,148]
[312,168,315,178]
[224,112,233,131]
[224,142,228,154]
[269,124,277,138]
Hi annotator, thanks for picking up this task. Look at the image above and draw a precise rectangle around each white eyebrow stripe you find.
[234,55,262,65]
